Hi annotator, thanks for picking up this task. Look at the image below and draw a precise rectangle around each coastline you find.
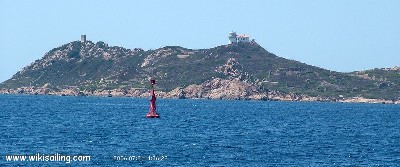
[1,87,398,105]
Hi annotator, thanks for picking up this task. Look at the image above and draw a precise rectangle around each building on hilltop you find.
[228,32,237,44]
[237,34,250,43]
[228,31,251,44]
[81,35,86,43]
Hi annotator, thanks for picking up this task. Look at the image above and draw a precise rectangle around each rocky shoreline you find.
[1,78,398,105]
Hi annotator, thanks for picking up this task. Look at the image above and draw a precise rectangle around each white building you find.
[228,32,237,44]
[237,34,250,43]
[228,31,250,44]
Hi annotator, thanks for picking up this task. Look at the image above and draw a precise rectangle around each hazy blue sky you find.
[1,0,399,82]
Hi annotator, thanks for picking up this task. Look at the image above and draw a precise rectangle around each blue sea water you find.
[0,94,400,166]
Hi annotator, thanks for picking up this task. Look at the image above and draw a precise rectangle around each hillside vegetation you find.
[1,40,399,101]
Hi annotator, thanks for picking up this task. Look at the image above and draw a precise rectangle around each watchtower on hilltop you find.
[81,35,86,43]
[228,32,237,44]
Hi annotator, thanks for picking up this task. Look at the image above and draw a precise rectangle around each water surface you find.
[1,94,399,166]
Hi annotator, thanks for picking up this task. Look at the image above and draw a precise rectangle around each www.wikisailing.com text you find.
[5,153,90,164]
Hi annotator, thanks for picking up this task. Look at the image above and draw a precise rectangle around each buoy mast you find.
[146,78,160,118]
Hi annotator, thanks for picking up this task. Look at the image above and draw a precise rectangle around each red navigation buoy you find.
[146,78,160,118]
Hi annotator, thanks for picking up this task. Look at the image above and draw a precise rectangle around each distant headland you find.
[1,33,399,104]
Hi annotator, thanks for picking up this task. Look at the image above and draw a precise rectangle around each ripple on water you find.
[0,95,400,166]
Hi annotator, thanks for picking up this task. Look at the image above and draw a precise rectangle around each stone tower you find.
[228,31,237,44]
[81,35,86,43]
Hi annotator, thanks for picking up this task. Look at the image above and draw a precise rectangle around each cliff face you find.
[1,40,399,103]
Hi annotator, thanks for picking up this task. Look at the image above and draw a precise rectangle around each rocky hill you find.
[1,40,399,103]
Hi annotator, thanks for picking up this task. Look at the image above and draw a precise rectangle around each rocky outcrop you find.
[215,58,250,81]
[1,80,399,104]
[338,97,396,104]
[166,87,186,99]
[1,78,263,100]
[197,78,260,100]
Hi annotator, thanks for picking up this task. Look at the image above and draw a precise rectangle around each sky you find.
[1,0,399,83]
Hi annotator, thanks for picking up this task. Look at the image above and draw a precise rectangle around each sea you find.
[0,94,399,166]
